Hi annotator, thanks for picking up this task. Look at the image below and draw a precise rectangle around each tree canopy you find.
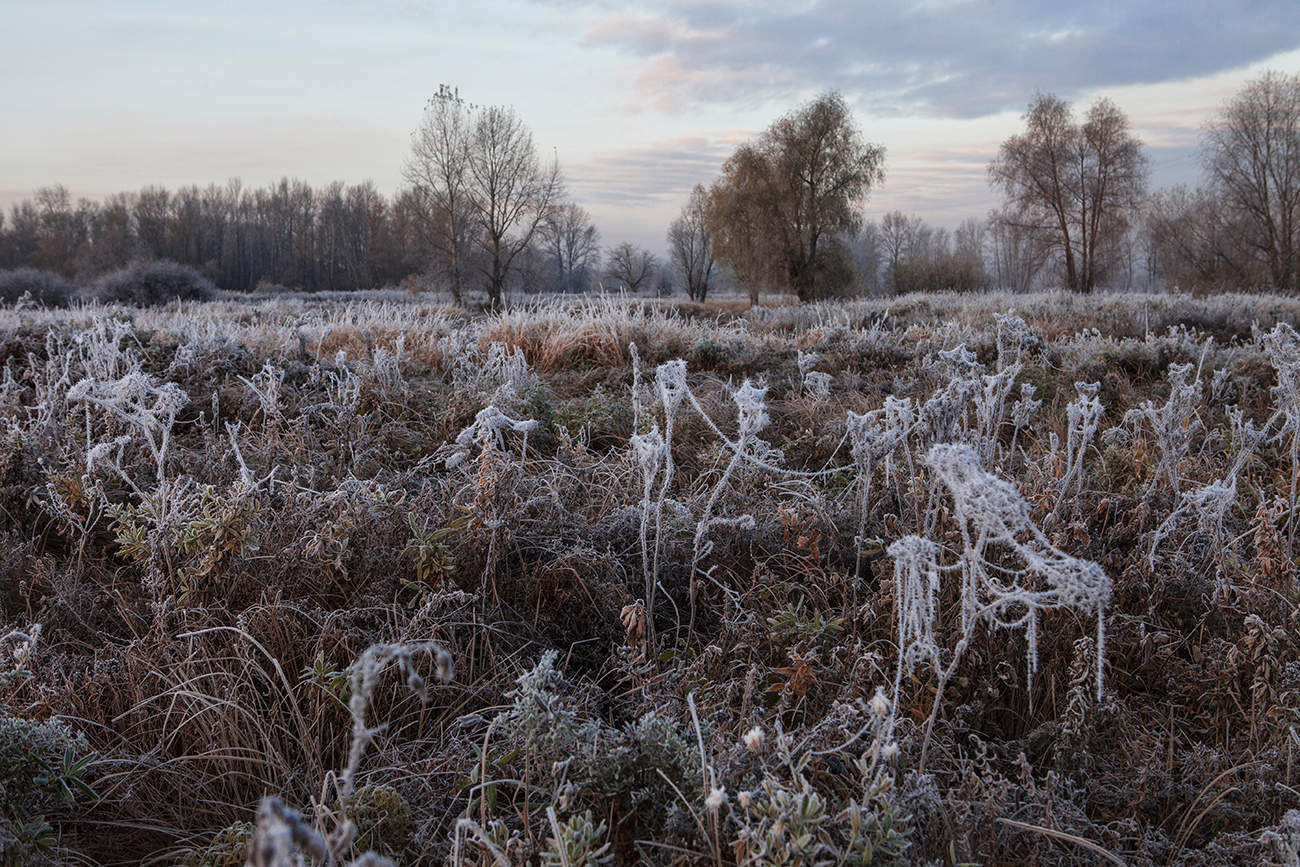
[705,92,885,302]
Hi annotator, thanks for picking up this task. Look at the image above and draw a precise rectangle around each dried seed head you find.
[870,688,891,719]
[434,646,455,683]
[705,786,727,811]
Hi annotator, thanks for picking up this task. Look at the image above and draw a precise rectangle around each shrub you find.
[345,784,413,855]
[0,268,78,307]
[0,712,95,862]
[177,821,255,867]
[91,260,216,306]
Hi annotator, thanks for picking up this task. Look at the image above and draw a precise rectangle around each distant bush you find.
[0,268,78,307]
[92,260,216,306]
[250,280,294,297]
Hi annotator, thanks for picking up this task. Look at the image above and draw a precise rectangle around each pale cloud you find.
[582,1,1300,118]
[567,134,743,207]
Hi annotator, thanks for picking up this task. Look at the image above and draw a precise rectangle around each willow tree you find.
[989,94,1147,292]
[1204,71,1300,293]
[705,92,886,302]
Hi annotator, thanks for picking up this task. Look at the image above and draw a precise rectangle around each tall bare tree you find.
[467,105,562,308]
[1144,185,1259,291]
[989,94,1147,292]
[405,86,474,304]
[541,202,600,293]
[880,210,923,293]
[667,184,715,301]
[605,242,658,293]
[1204,71,1300,293]
[705,91,886,302]
[987,206,1050,292]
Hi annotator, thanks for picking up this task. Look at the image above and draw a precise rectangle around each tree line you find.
[1,72,1296,301]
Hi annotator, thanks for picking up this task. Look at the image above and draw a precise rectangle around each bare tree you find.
[987,206,1050,292]
[667,184,715,301]
[467,105,562,308]
[847,221,884,295]
[606,242,658,293]
[1204,71,1300,293]
[541,202,600,293]
[1144,185,1260,292]
[989,94,1147,292]
[405,86,473,304]
[705,91,886,302]
[880,210,922,293]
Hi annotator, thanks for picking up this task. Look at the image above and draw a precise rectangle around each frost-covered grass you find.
[1,289,1299,864]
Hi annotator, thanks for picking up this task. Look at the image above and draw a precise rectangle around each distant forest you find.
[1,70,1297,301]
[0,179,430,294]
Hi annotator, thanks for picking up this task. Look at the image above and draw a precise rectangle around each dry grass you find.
[0,289,1298,864]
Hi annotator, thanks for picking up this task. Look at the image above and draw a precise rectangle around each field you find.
[3,289,1300,865]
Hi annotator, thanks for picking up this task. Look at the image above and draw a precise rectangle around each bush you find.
[0,711,95,862]
[0,268,78,307]
[92,260,216,306]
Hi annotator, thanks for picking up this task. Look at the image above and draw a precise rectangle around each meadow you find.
[2,289,1300,865]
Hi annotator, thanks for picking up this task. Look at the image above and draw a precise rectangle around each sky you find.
[2,0,1299,254]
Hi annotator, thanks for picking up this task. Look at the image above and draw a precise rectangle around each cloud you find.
[578,0,1300,117]
[565,134,743,208]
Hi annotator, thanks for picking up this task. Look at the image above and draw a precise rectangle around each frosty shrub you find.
[924,443,1111,701]
[1123,362,1202,497]
[973,363,1021,463]
[918,343,984,446]
[0,267,78,307]
[1262,809,1300,867]
[1261,322,1300,524]
[686,379,769,628]
[1149,407,1265,596]
[994,311,1035,371]
[0,712,95,862]
[91,260,216,306]
[1052,381,1104,517]
[444,405,539,470]
[245,640,452,867]
[803,370,834,398]
[69,371,190,548]
[239,361,288,423]
[1008,382,1042,462]
[846,397,915,593]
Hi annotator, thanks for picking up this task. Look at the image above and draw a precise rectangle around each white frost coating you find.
[1008,382,1042,461]
[925,442,1111,700]
[846,398,916,593]
[655,359,689,419]
[732,380,770,439]
[1123,362,1202,497]
[803,370,833,398]
[888,535,942,678]
[445,405,539,469]
[993,311,1034,371]
[1261,323,1300,520]
[238,361,287,421]
[1149,406,1265,596]
[1053,381,1104,518]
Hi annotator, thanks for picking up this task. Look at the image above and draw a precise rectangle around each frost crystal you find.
[926,443,1111,699]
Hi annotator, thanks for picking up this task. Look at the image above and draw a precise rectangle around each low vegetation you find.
[1,290,1299,864]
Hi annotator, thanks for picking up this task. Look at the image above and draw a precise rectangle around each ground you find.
[0,289,1298,865]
